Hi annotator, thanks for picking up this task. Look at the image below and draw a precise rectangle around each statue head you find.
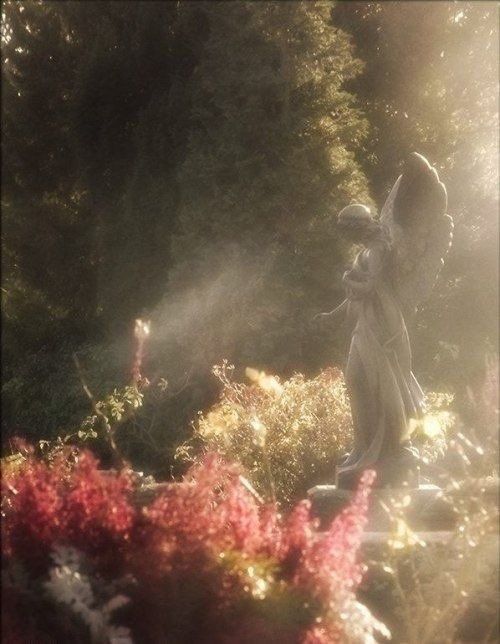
[337,204,383,243]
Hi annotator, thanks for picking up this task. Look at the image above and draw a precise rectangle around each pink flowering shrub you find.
[2,448,384,643]
[2,449,134,575]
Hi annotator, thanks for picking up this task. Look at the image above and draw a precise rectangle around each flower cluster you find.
[291,470,375,598]
[44,546,132,643]
[2,447,385,643]
[143,454,264,558]
[2,450,134,573]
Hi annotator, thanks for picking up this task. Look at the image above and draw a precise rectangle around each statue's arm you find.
[342,244,386,296]
[342,274,372,294]
[312,298,348,322]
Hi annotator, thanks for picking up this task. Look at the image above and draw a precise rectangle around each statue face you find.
[339,224,370,244]
[337,216,378,245]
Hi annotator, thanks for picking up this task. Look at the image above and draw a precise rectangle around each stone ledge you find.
[361,530,453,545]
[308,483,456,531]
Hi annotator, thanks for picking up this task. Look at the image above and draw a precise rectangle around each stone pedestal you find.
[336,448,421,491]
[308,483,456,531]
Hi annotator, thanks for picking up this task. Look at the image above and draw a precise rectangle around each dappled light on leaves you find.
[181,365,354,506]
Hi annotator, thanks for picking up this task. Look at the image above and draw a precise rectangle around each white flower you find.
[45,545,133,644]
[335,590,391,643]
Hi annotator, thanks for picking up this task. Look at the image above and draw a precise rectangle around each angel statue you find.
[316,153,453,489]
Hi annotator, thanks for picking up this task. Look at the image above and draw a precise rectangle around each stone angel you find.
[318,153,454,489]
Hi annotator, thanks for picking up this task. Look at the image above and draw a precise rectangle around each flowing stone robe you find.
[337,237,424,486]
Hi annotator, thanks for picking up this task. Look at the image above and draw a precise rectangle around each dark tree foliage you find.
[165,1,371,374]
[2,1,99,436]
[2,1,94,350]
[71,1,208,330]
[1,1,204,438]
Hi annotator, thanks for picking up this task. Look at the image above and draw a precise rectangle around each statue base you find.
[336,447,421,490]
[307,483,456,531]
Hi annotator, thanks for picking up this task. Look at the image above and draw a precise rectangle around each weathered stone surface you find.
[308,483,456,531]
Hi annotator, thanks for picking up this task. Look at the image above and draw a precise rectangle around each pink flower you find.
[292,470,375,601]
[3,447,135,572]
[3,446,378,643]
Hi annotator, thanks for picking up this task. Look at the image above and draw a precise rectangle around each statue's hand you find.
[310,312,336,333]
[310,299,348,331]
[310,312,327,333]
[312,311,332,323]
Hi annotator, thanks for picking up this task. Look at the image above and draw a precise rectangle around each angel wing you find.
[380,152,453,316]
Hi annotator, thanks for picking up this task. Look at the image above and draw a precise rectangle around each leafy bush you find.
[2,447,388,643]
[178,362,354,506]
[1,341,129,445]
[358,367,499,644]
[360,471,498,643]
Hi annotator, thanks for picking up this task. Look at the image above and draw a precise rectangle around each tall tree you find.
[1,0,102,438]
[71,1,205,331]
[1,1,205,438]
[2,1,95,355]
[166,1,372,378]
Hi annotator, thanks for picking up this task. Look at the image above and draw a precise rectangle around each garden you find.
[2,2,498,642]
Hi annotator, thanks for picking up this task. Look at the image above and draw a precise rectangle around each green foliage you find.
[2,341,125,443]
[2,1,99,444]
[177,361,354,506]
[169,1,372,373]
[360,434,499,644]
[1,0,203,443]
[2,1,97,339]
[71,1,204,328]
[2,346,93,442]
[178,360,461,506]
[96,386,144,423]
